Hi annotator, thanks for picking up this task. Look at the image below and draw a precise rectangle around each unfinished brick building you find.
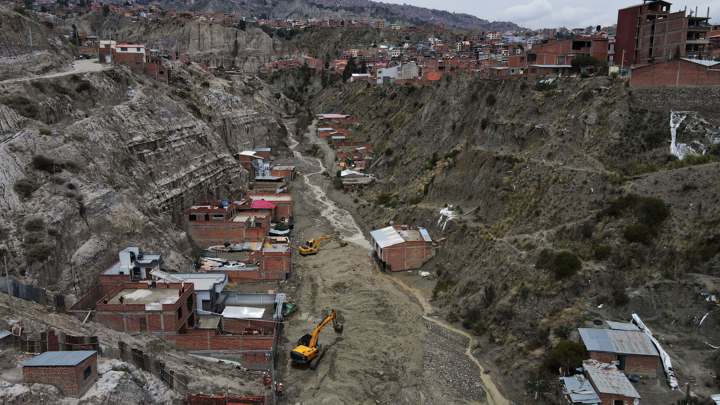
[579,322,660,376]
[187,202,270,247]
[370,225,433,271]
[616,0,711,67]
[22,351,98,397]
[95,282,196,335]
[630,58,720,87]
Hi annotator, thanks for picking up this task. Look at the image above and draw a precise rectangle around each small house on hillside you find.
[559,374,601,405]
[582,360,641,405]
[370,225,433,271]
[579,322,660,376]
[22,351,98,397]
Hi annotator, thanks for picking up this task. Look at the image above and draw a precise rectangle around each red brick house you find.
[583,360,641,405]
[113,44,146,72]
[187,203,270,247]
[237,151,264,178]
[95,282,196,335]
[22,351,98,397]
[370,225,434,271]
[630,58,720,87]
[579,322,660,376]
[270,165,296,181]
[248,193,293,221]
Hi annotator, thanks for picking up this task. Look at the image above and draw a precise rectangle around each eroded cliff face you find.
[0,6,73,80]
[313,77,720,400]
[0,61,292,298]
[72,13,276,73]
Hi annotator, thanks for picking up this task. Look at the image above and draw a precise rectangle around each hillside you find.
[161,0,520,32]
[310,77,720,402]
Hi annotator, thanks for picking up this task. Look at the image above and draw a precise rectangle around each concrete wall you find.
[23,354,98,397]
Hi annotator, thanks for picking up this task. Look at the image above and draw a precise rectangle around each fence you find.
[0,277,65,310]
[113,341,190,394]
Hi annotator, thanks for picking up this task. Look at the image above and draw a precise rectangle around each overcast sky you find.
[382,0,719,28]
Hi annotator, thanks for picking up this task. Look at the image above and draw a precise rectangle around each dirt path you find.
[0,58,109,85]
[277,119,509,405]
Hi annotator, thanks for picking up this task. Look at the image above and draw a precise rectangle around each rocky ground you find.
[274,119,499,405]
[308,77,720,403]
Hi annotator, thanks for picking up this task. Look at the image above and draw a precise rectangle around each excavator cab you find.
[291,310,343,367]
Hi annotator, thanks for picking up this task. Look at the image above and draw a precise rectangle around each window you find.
[212,214,225,220]
[120,47,128,52]
[177,307,183,319]
[613,401,624,405]
[83,366,92,379]
[189,214,197,221]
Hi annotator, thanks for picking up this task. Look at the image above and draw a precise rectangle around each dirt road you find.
[277,120,507,405]
[0,58,109,85]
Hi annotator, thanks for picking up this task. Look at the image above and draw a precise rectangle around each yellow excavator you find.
[298,235,346,256]
[291,309,343,369]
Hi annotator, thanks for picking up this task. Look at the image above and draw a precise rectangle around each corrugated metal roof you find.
[0,330,11,339]
[606,321,640,331]
[579,328,658,356]
[23,351,96,367]
[583,360,640,398]
[222,306,266,319]
[560,375,601,404]
[370,226,405,248]
[419,227,432,242]
[682,58,720,67]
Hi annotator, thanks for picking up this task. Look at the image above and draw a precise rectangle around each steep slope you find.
[158,0,520,31]
[0,59,293,299]
[0,6,73,80]
[71,12,276,72]
[312,77,720,402]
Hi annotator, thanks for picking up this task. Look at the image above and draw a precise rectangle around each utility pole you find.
[3,248,12,310]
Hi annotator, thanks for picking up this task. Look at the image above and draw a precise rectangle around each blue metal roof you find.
[0,330,11,339]
[22,351,96,367]
[579,328,658,356]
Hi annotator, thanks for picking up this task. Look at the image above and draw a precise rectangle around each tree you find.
[24,0,34,10]
[359,60,368,74]
[342,58,357,82]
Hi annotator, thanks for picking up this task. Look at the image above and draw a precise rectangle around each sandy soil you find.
[275,120,500,405]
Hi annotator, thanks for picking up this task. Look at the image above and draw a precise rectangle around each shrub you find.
[75,81,93,93]
[636,197,669,227]
[39,127,51,136]
[31,155,63,173]
[25,242,53,264]
[24,217,45,232]
[553,324,572,339]
[552,251,582,279]
[2,96,39,119]
[541,340,587,373]
[611,284,630,306]
[537,249,581,279]
[13,178,38,199]
[535,249,555,270]
[593,244,612,260]
[623,223,654,245]
[486,94,497,107]
[480,117,489,130]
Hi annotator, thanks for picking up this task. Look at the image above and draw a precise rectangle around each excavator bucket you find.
[333,322,344,334]
[297,333,312,346]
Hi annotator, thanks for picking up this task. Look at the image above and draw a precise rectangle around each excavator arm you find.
[291,309,343,366]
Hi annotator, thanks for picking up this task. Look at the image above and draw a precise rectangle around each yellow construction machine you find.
[298,235,346,256]
[290,309,343,369]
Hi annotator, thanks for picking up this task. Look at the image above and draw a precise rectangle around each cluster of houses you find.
[3,147,298,402]
[264,1,720,88]
[559,320,669,405]
[315,113,376,190]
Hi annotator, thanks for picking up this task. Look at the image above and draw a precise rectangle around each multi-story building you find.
[615,0,711,67]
